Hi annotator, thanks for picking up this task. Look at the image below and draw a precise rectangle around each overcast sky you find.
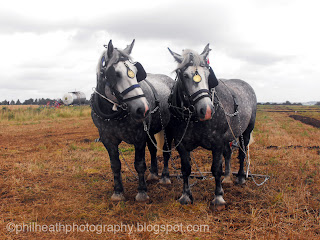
[0,0,319,103]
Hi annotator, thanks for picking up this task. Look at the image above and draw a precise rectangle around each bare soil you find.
[289,115,320,128]
[1,107,320,239]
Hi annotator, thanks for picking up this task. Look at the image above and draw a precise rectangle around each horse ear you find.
[200,43,211,60]
[168,47,183,63]
[107,40,114,58]
[123,39,135,55]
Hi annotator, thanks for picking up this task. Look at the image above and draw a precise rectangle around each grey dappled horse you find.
[163,45,257,207]
[91,40,174,202]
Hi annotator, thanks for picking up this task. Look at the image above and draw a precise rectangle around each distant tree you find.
[10,100,15,105]
[284,101,291,105]
[16,99,21,105]
[315,102,320,106]
[23,98,34,105]
[0,100,9,105]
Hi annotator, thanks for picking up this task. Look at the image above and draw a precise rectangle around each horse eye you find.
[116,72,121,78]
[183,73,189,79]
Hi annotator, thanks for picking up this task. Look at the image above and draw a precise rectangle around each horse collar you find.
[90,93,129,122]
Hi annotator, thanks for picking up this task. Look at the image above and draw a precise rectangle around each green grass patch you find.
[0,106,91,122]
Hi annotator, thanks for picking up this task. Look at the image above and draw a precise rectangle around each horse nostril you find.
[200,107,206,117]
[136,107,144,117]
[145,109,150,117]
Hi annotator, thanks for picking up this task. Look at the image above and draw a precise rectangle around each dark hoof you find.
[178,193,193,205]
[235,176,246,185]
[111,192,125,201]
[147,173,159,182]
[211,196,226,211]
[222,175,233,184]
[135,192,150,202]
[159,177,171,185]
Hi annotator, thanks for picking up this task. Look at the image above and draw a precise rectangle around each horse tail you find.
[248,133,254,146]
[154,130,165,156]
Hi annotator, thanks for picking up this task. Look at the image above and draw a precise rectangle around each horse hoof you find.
[159,177,171,185]
[147,173,159,182]
[111,193,125,201]
[235,177,246,185]
[211,196,226,211]
[222,175,233,184]
[178,194,193,205]
[135,192,150,202]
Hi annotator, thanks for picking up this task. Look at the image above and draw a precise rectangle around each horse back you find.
[216,79,257,140]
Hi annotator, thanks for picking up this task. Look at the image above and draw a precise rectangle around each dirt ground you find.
[289,115,320,128]
[1,106,320,239]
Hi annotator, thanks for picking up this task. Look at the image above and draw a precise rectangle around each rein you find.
[91,91,129,121]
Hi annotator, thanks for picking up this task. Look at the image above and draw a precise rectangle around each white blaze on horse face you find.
[184,66,213,121]
[184,66,210,99]
[113,61,143,96]
[113,61,149,114]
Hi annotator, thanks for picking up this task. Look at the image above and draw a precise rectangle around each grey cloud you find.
[92,2,231,46]
[229,48,295,65]
[0,2,286,67]
[0,10,80,34]
[87,3,289,66]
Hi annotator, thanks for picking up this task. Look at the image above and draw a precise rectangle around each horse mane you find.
[116,49,132,61]
[96,48,133,74]
[175,49,206,71]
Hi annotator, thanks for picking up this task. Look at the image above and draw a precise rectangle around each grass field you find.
[0,105,319,239]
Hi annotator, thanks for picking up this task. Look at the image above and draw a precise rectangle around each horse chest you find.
[94,117,145,144]
[178,120,226,150]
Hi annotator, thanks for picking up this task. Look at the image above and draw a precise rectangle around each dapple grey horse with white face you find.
[163,45,257,208]
[91,39,174,202]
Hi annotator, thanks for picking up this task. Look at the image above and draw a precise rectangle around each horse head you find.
[95,39,149,121]
[168,44,218,121]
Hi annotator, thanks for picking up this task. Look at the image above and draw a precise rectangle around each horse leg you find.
[211,146,226,209]
[177,144,193,204]
[222,142,233,184]
[146,135,159,181]
[236,123,254,185]
[160,128,173,185]
[134,142,149,202]
[102,141,125,201]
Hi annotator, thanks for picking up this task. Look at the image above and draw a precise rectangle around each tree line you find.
[258,101,320,105]
[0,98,90,105]
[0,98,59,105]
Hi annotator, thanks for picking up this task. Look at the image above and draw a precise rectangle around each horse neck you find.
[94,83,113,111]
[170,80,188,108]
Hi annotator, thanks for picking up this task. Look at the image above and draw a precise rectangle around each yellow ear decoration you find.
[193,74,202,83]
[127,70,135,78]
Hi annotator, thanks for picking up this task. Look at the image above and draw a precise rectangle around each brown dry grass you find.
[0,106,320,239]
[2,105,40,110]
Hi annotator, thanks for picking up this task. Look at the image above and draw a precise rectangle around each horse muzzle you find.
[198,104,214,121]
[130,99,150,122]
